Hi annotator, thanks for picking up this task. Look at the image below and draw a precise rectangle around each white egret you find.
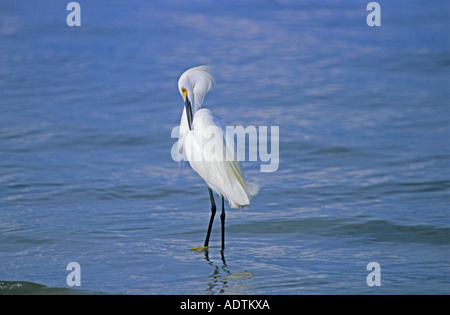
[177,66,258,251]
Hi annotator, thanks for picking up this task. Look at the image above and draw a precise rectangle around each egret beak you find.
[184,94,193,131]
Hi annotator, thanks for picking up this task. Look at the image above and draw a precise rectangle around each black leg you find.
[220,196,225,250]
[204,188,216,248]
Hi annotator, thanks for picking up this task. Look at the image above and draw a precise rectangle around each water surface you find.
[0,0,449,294]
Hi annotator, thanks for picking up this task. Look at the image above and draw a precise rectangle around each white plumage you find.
[177,66,258,209]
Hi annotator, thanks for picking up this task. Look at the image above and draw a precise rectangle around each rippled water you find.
[1,0,449,294]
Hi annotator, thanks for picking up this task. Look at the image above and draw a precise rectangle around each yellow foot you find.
[190,246,208,252]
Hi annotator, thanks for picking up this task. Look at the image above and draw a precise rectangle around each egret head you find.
[178,66,214,110]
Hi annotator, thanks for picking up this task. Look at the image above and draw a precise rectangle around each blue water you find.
[0,0,449,294]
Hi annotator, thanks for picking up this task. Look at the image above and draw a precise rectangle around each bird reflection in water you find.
[202,250,253,295]
[204,250,230,294]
